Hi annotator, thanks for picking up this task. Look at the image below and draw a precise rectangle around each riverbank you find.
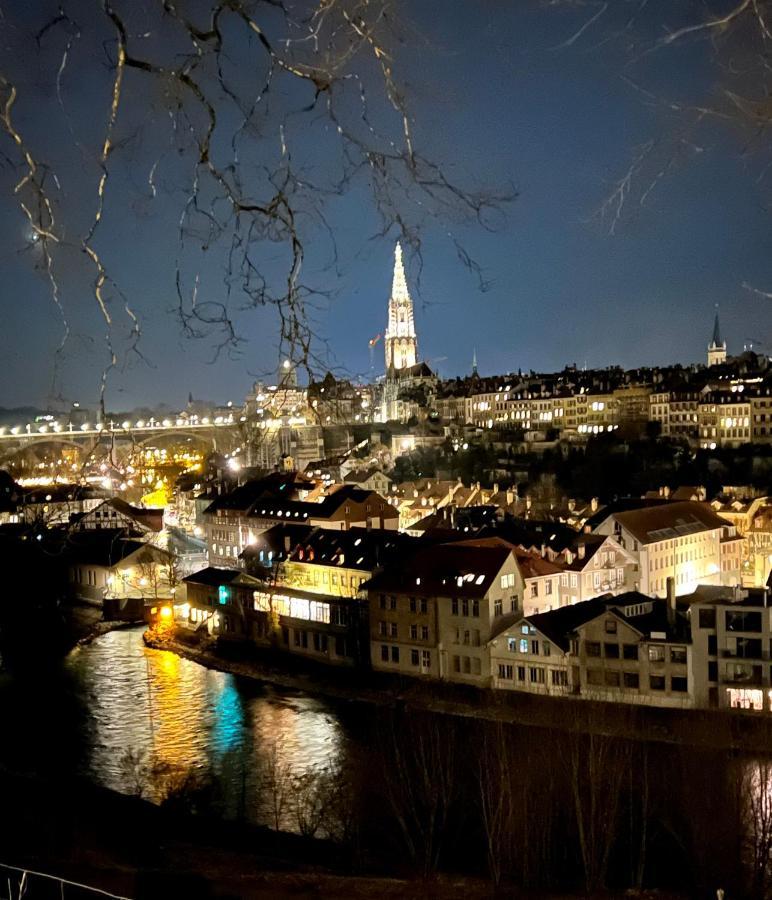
[0,765,502,899]
[146,627,772,752]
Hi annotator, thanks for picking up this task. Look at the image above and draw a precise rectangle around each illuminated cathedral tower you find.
[384,242,418,372]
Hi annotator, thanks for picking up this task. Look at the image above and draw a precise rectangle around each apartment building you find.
[364,537,523,684]
[593,500,742,596]
[492,589,693,708]
[688,585,772,711]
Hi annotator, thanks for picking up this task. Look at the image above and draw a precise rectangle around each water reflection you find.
[65,628,345,824]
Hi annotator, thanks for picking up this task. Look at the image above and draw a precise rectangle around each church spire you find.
[707,304,727,367]
[384,241,418,372]
[711,307,722,348]
[472,347,478,377]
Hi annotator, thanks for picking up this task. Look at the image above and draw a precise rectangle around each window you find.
[462,599,469,617]
[389,595,397,611]
[551,669,567,687]
[587,669,604,686]
[605,619,617,635]
[708,661,718,682]
[648,646,665,663]
[391,646,399,663]
[529,667,545,684]
[604,670,620,687]
[452,598,459,616]
[378,621,387,636]
[472,599,479,617]
[570,573,578,588]
[623,672,639,689]
[421,625,429,641]
[546,580,553,596]
[530,640,540,655]
[380,644,389,662]
[420,598,428,614]
[499,664,514,680]
[517,665,526,681]
[389,622,398,638]
[494,599,503,616]
[586,641,601,658]
[422,650,431,669]
[507,637,517,653]
[726,610,761,632]
[623,643,638,661]
[519,638,528,653]
[530,583,538,598]
[670,647,687,665]
[671,676,688,693]
[453,655,460,673]
[649,675,666,691]
[409,597,417,613]
[604,642,620,659]
[313,632,328,653]
[708,634,717,655]
[411,649,419,667]
[410,624,418,640]
[543,642,551,657]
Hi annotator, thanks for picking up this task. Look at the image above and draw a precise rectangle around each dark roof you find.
[22,483,105,504]
[183,566,253,587]
[365,539,514,598]
[522,598,610,651]
[584,497,675,531]
[612,501,730,544]
[64,530,158,567]
[242,524,417,572]
[203,472,314,514]
[246,484,396,522]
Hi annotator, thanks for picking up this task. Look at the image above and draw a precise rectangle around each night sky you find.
[1,1,770,410]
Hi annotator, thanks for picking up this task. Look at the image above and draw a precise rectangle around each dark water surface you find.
[2,628,352,827]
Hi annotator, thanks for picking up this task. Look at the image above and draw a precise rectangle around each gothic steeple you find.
[384,242,418,372]
[707,304,727,367]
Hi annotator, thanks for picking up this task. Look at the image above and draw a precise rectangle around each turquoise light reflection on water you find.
[65,628,346,823]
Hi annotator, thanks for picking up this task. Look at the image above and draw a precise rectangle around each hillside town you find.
[3,245,771,718]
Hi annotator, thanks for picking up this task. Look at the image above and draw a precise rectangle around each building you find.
[491,588,693,708]
[180,566,261,638]
[66,529,176,605]
[384,242,417,372]
[364,537,523,685]
[688,584,772,711]
[593,500,742,596]
[73,497,164,536]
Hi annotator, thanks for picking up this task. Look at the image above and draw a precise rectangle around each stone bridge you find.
[0,415,248,462]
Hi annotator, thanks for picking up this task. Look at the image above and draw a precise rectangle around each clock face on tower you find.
[384,242,418,372]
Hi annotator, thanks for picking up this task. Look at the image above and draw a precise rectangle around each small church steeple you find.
[471,347,478,377]
[707,305,727,367]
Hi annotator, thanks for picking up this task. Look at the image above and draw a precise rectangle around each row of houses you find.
[178,497,763,711]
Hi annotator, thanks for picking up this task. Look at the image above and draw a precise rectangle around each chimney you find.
[284,534,292,554]
[591,497,599,512]
[666,576,676,627]
[577,543,585,560]
[493,483,499,495]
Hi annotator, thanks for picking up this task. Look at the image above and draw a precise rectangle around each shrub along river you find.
[1,626,770,896]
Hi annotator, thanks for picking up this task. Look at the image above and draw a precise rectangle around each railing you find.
[0,862,131,898]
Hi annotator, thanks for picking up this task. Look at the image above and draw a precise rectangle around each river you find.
[1,627,352,829]
[1,625,768,891]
